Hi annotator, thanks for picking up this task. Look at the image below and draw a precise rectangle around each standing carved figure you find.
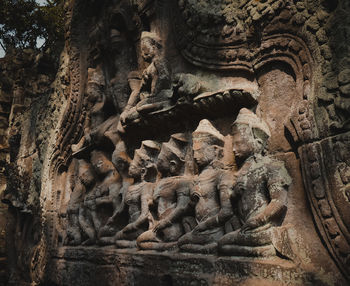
[178,120,234,254]
[71,67,106,153]
[114,140,160,248]
[72,67,120,153]
[137,133,194,250]
[218,108,291,257]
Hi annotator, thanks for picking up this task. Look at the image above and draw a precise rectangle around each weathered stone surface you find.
[1,0,350,285]
[46,247,336,286]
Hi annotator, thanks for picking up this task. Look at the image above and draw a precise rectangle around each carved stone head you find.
[140,31,162,63]
[192,120,225,169]
[157,133,189,176]
[112,141,131,175]
[128,140,160,181]
[109,28,124,53]
[77,159,95,188]
[90,150,115,176]
[86,67,105,103]
[232,108,271,164]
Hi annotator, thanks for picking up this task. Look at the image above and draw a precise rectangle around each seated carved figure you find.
[120,31,172,128]
[137,133,194,250]
[65,159,95,246]
[98,141,134,242]
[218,108,291,257]
[80,150,120,245]
[178,120,234,254]
[114,140,160,248]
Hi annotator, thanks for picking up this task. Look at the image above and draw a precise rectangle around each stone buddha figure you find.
[178,120,235,254]
[137,133,194,250]
[218,108,291,257]
[114,140,160,248]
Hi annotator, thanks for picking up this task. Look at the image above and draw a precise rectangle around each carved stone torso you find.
[84,170,120,203]
[125,181,153,223]
[141,62,157,98]
[67,181,86,212]
[154,176,191,219]
[192,167,227,223]
[234,155,289,224]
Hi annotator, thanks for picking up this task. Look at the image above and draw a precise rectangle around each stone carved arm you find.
[124,71,142,111]
[153,192,191,232]
[111,182,131,219]
[152,58,171,95]
[194,173,234,232]
[95,182,121,206]
[121,185,153,234]
[258,183,288,224]
[139,64,153,96]
[241,163,291,233]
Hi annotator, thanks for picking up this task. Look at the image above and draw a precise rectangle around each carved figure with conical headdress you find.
[178,120,235,254]
[218,108,291,257]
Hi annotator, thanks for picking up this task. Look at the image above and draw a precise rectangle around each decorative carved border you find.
[300,136,350,280]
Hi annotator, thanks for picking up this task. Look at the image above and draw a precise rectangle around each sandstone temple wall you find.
[0,0,350,285]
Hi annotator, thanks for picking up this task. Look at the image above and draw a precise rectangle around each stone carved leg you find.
[178,227,225,254]
[65,212,82,246]
[218,226,276,257]
[219,245,275,257]
[182,216,197,233]
[115,230,143,248]
[137,223,183,251]
[78,207,96,245]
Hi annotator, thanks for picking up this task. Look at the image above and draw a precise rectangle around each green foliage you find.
[0,0,64,52]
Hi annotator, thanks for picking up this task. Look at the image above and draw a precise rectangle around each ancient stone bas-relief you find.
[65,108,292,258]
[59,19,292,257]
[3,0,350,285]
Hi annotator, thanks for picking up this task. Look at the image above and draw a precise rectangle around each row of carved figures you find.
[65,108,291,256]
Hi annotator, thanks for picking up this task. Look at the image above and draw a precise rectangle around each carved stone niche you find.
[15,0,349,285]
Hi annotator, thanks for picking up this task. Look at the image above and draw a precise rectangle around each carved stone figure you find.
[72,67,120,153]
[137,133,194,250]
[120,31,172,128]
[65,159,95,246]
[178,120,234,254]
[114,140,160,248]
[80,150,119,245]
[4,0,350,284]
[71,67,105,153]
[98,141,134,242]
[218,108,291,257]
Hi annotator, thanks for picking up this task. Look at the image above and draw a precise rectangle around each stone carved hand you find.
[85,133,91,144]
[115,230,124,240]
[240,216,262,233]
[122,224,135,233]
[153,219,170,233]
[142,70,150,82]
[120,110,129,124]
[192,222,206,233]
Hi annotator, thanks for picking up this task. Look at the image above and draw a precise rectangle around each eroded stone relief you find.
[2,0,350,285]
[64,107,292,259]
